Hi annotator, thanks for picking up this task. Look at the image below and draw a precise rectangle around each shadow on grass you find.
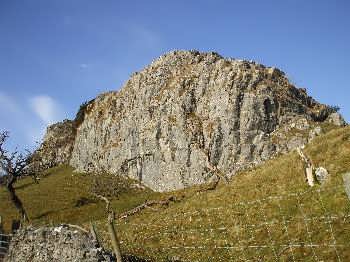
[122,254,154,262]
[122,254,184,262]
[15,181,36,190]
[33,211,55,220]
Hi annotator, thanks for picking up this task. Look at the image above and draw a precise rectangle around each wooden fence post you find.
[0,215,3,233]
[107,212,122,262]
[297,147,315,186]
[89,221,100,247]
[93,193,123,262]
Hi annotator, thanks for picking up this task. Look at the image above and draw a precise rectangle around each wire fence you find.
[1,179,349,261]
[110,183,350,261]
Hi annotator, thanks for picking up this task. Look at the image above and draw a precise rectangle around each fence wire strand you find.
[116,184,349,261]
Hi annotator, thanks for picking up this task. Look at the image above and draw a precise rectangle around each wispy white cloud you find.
[79,63,89,69]
[0,92,63,148]
[29,95,63,125]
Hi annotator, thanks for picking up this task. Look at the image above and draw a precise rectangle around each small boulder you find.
[315,167,329,184]
[5,225,114,262]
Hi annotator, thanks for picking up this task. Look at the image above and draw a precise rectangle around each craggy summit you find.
[36,50,345,191]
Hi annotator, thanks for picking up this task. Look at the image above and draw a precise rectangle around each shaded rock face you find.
[5,225,113,262]
[40,50,341,191]
[35,120,76,168]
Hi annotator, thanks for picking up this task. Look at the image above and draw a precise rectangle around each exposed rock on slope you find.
[36,119,76,168]
[35,100,95,168]
[5,225,113,262]
[327,112,347,126]
[37,50,345,191]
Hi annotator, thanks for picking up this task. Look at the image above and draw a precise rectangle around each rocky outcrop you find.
[327,112,346,126]
[4,225,113,262]
[35,120,76,168]
[39,50,344,191]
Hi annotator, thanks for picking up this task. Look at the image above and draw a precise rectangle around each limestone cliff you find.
[37,50,345,191]
[36,119,76,168]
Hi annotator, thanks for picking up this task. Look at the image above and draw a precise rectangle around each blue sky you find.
[0,0,349,150]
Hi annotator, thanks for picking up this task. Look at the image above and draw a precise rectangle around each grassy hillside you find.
[0,167,162,232]
[1,126,350,261]
[98,126,350,261]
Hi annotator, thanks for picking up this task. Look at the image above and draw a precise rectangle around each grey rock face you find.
[327,112,347,126]
[39,50,339,192]
[5,225,113,262]
[36,119,76,168]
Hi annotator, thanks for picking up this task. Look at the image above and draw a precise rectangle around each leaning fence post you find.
[0,215,3,233]
[107,212,122,262]
[89,221,100,247]
[93,193,123,262]
[297,147,315,187]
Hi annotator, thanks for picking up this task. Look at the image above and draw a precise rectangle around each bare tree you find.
[0,131,40,222]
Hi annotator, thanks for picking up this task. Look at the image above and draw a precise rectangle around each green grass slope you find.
[0,167,161,232]
[1,126,350,261]
[99,126,350,261]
